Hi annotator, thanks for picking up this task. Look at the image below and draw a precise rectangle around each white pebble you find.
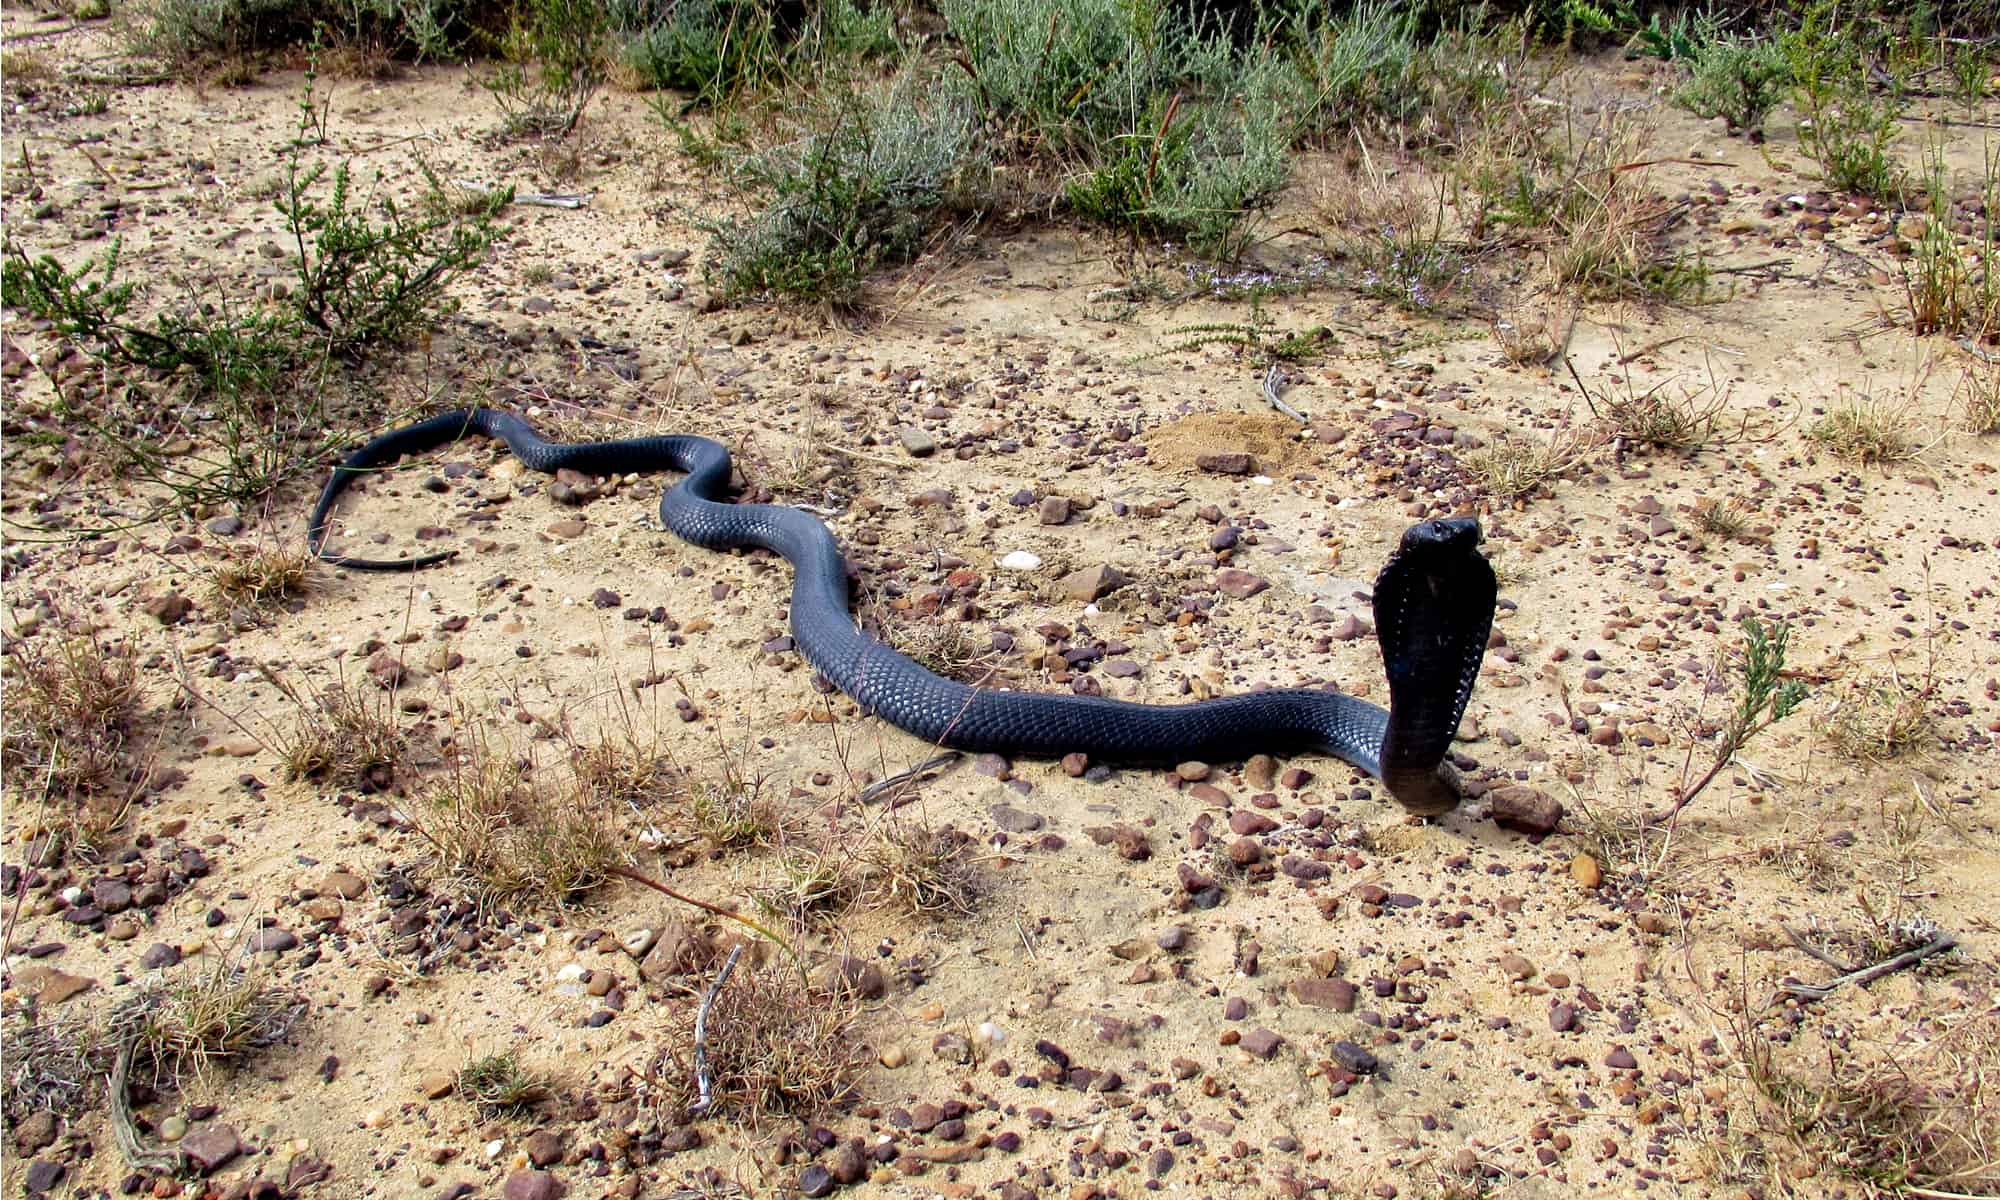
[999,551,1042,570]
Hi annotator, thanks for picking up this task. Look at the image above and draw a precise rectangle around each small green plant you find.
[1351,217,1466,312]
[279,161,505,355]
[707,80,984,307]
[1674,31,1789,134]
[1,241,296,397]
[457,1053,553,1116]
[1287,0,1421,140]
[1662,618,1808,822]
[1901,153,1998,340]
[485,0,612,136]
[1783,3,1907,200]
[620,0,776,100]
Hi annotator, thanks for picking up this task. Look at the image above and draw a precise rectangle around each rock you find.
[245,926,297,954]
[321,871,367,899]
[1226,837,1263,866]
[22,1159,64,1195]
[420,1071,455,1100]
[1175,761,1211,781]
[1490,786,1563,836]
[1238,1028,1283,1059]
[826,956,887,1000]
[92,878,133,913]
[1086,824,1151,861]
[619,928,659,960]
[1058,563,1126,602]
[503,1170,565,1200]
[1570,854,1603,889]
[828,1140,867,1185]
[1605,1046,1639,1070]
[799,1165,836,1197]
[1289,978,1357,1011]
[1497,953,1535,981]
[1245,754,1277,789]
[523,1129,564,1168]
[140,943,182,970]
[145,592,193,625]
[180,1124,242,1174]
[13,1111,58,1154]
[897,427,937,457]
[989,804,1044,833]
[1279,855,1329,882]
[999,550,1042,571]
[1196,452,1254,475]
[639,919,702,982]
[1214,569,1269,599]
[12,964,93,1005]
[1228,811,1276,836]
[1331,1040,1379,1074]
[1037,496,1071,525]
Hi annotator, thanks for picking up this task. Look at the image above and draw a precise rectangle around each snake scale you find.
[308,409,1497,813]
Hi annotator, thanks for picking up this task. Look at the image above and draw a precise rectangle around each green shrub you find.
[1065,58,1295,257]
[619,0,895,102]
[134,0,476,70]
[940,0,1236,153]
[1286,0,1421,138]
[279,162,507,354]
[1674,29,1789,132]
[621,0,776,97]
[486,0,613,135]
[708,80,986,306]
[1783,2,1907,199]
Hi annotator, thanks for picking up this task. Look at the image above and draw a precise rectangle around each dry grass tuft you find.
[684,749,784,851]
[645,959,869,1125]
[404,749,628,910]
[753,845,863,929]
[269,670,405,788]
[570,731,678,809]
[122,962,308,1093]
[863,821,981,916]
[1736,999,1997,1195]
[209,544,317,608]
[1693,496,1755,542]
[1959,364,2000,434]
[457,1052,553,1117]
[1819,666,1937,763]
[1579,361,1760,456]
[4,960,305,1122]
[1461,423,1596,502]
[1,629,143,841]
[1808,396,1920,465]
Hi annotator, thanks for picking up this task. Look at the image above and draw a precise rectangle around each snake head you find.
[1396,516,1483,558]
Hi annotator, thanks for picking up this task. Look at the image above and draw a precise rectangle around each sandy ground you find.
[3,13,1998,1200]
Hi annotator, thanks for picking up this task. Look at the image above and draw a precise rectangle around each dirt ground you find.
[3,13,1998,1200]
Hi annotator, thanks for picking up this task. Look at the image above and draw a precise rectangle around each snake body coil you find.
[309,409,1497,813]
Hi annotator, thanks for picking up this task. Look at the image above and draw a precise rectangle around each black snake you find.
[308,409,1496,813]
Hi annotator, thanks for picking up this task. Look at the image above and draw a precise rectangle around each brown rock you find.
[1570,854,1603,890]
[1490,786,1563,835]
[1238,1028,1283,1059]
[1196,452,1254,475]
[1214,569,1269,599]
[1059,564,1127,602]
[1289,978,1357,1011]
[179,1125,241,1174]
[1037,496,1071,525]
[503,1171,565,1200]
